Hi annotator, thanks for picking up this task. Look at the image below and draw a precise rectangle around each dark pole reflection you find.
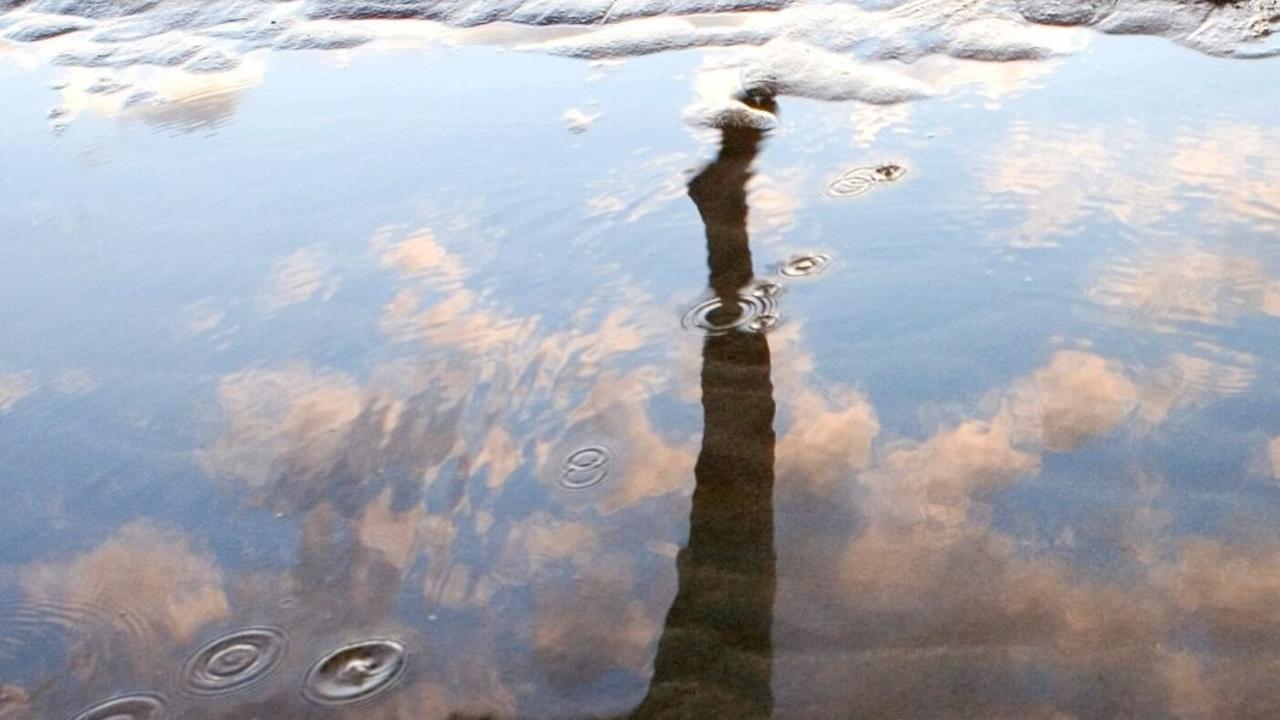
[630,100,778,719]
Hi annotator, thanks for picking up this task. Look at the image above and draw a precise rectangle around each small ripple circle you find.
[681,283,781,336]
[181,627,287,695]
[302,639,406,705]
[72,693,166,720]
[826,164,905,197]
[561,446,611,489]
[779,254,831,278]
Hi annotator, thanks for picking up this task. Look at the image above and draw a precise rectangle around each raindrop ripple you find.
[826,163,905,197]
[181,627,287,695]
[779,254,831,278]
[561,446,611,489]
[302,639,406,705]
[681,282,781,336]
[72,693,166,720]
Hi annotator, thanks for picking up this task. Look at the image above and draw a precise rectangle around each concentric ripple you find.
[181,627,287,695]
[681,282,781,336]
[825,163,906,197]
[0,599,148,680]
[71,693,166,720]
[302,639,406,705]
[779,254,832,278]
[561,446,611,489]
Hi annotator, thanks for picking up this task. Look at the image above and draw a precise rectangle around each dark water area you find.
[2,2,1280,718]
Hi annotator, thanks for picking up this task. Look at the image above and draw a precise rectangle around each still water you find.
[1,1,1280,718]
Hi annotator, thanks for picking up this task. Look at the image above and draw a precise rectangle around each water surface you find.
[2,4,1280,719]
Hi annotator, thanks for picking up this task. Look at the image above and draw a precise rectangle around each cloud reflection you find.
[259,246,337,312]
[47,61,266,134]
[768,337,1280,718]
[186,216,701,718]
[20,523,229,646]
[7,521,230,710]
[1091,248,1280,332]
[0,373,37,414]
[987,122,1280,247]
[1004,350,1137,452]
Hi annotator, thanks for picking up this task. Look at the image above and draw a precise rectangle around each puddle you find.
[2,3,1280,719]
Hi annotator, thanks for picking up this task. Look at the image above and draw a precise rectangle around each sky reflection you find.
[1,17,1279,720]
